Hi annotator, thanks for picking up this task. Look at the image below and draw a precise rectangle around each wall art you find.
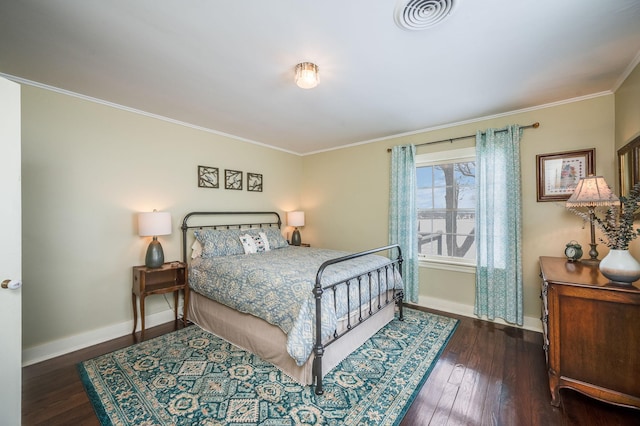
[536,149,595,202]
[225,169,243,190]
[247,173,263,192]
[198,166,219,188]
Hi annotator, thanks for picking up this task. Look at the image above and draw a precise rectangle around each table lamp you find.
[566,175,619,264]
[288,211,305,246]
[138,210,172,268]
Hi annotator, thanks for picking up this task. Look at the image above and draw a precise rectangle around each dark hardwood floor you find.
[23,308,640,425]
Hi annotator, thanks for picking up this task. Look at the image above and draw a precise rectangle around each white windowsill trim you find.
[419,258,477,274]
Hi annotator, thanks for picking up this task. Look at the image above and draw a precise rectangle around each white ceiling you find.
[1,0,640,155]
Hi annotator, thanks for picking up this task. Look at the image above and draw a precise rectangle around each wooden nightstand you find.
[132,262,189,339]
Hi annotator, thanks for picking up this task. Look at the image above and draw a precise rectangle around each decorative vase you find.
[599,249,640,285]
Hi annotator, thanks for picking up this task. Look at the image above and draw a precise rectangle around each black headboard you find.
[181,211,282,263]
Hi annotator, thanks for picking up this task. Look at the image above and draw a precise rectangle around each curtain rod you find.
[386,122,540,152]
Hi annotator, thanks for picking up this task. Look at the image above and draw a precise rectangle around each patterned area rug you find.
[78,308,457,425]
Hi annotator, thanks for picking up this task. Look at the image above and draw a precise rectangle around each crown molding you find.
[0,72,301,156]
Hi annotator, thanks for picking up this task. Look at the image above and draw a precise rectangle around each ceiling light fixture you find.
[295,62,319,89]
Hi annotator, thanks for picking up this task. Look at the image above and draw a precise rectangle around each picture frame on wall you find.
[247,173,263,192]
[224,169,243,190]
[536,148,595,202]
[197,166,219,188]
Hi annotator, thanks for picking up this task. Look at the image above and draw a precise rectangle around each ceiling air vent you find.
[394,0,456,31]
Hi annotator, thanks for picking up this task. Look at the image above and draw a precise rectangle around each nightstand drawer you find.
[134,268,185,293]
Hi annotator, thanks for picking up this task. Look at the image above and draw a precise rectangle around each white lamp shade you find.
[138,211,172,236]
[566,176,620,207]
[287,211,305,227]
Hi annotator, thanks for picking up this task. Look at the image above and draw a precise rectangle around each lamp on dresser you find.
[287,211,305,246]
[566,175,619,264]
[138,210,172,268]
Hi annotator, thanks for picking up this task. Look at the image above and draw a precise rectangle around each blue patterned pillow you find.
[194,229,245,258]
[259,227,289,249]
[194,227,287,257]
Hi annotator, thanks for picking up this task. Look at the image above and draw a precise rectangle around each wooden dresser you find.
[539,256,640,409]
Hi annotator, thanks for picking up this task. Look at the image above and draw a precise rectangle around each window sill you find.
[419,258,477,274]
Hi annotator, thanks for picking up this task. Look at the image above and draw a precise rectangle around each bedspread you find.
[189,246,403,365]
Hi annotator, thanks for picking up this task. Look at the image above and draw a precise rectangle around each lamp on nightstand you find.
[138,210,172,268]
[288,211,305,246]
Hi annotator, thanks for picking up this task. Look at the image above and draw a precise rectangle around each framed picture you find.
[224,169,243,190]
[536,149,595,202]
[247,173,263,192]
[197,166,219,188]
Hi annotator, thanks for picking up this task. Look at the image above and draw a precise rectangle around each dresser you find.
[539,256,640,409]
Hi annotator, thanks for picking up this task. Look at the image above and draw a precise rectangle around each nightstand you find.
[290,243,311,247]
[132,262,189,339]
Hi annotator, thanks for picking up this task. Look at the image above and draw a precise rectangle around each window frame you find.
[416,147,477,273]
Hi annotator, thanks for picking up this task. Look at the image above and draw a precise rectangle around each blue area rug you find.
[78,308,457,425]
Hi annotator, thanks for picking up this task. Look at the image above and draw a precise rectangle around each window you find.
[416,147,476,269]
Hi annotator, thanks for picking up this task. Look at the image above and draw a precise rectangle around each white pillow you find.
[258,232,271,251]
[240,234,258,254]
[239,233,271,254]
[191,239,203,259]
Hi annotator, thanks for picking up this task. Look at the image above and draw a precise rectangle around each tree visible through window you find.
[416,149,476,263]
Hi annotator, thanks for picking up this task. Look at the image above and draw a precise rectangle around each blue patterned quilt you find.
[189,246,403,365]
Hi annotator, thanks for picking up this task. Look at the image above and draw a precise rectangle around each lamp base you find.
[145,237,165,268]
[583,242,600,265]
[291,228,301,246]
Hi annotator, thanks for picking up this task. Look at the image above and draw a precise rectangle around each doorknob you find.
[1,279,21,290]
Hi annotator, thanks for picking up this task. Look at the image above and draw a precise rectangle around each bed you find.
[181,211,404,394]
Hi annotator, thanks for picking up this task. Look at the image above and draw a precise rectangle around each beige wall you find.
[615,62,640,260]
[21,62,639,353]
[303,95,617,326]
[21,85,302,350]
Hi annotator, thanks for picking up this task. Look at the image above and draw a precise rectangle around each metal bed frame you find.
[181,211,404,394]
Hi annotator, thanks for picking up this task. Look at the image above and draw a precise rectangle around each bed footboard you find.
[312,244,404,395]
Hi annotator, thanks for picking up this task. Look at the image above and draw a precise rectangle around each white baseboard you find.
[22,298,541,367]
[22,306,182,367]
[416,295,542,333]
